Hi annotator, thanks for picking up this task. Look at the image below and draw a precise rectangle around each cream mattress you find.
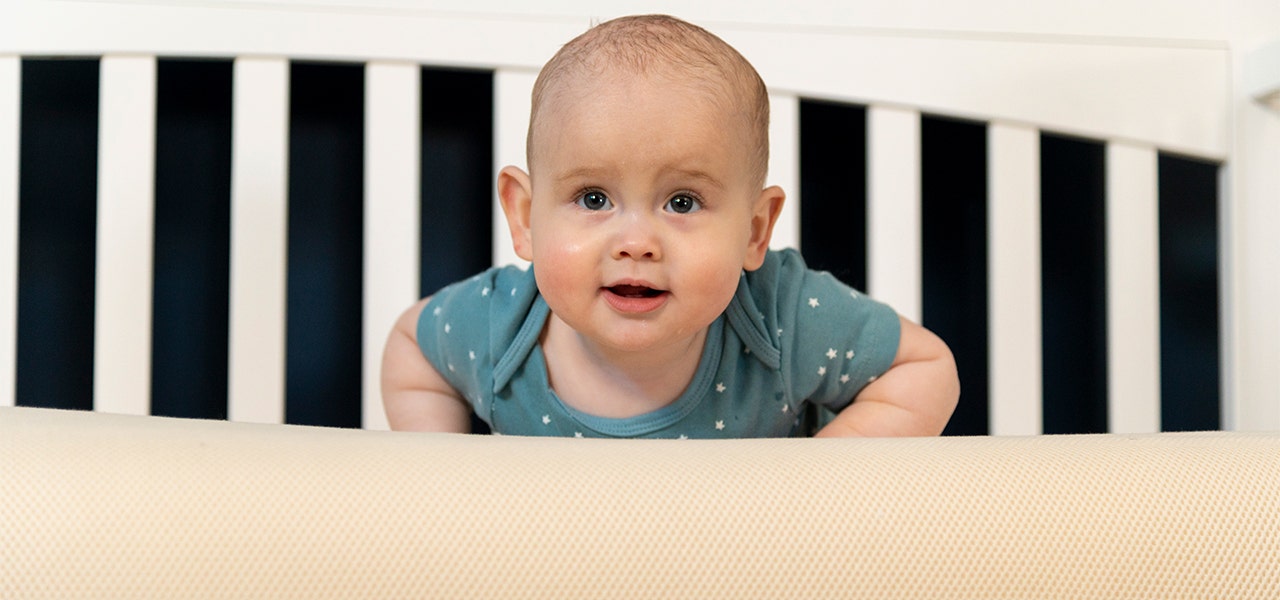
[2,406,1277,598]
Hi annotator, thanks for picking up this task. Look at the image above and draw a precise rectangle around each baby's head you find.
[527,14,771,189]
[499,15,785,354]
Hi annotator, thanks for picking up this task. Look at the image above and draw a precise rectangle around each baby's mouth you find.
[606,284,666,298]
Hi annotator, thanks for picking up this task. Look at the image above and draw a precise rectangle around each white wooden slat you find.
[362,62,420,431]
[1228,99,1280,432]
[1106,142,1161,434]
[492,69,536,268]
[0,56,17,408]
[767,92,800,251]
[988,122,1042,436]
[867,105,922,322]
[229,57,289,424]
[93,55,156,416]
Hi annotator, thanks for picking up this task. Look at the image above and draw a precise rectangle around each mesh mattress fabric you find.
[2,406,1277,598]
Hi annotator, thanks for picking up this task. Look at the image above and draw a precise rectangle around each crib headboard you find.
[2,1,1277,434]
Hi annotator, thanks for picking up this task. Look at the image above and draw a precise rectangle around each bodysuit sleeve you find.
[763,249,901,413]
[415,266,538,424]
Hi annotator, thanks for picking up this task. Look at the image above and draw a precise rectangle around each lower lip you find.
[602,289,669,314]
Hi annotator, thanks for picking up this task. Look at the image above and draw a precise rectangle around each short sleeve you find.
[415,266,538,423]
[765,250,901,412]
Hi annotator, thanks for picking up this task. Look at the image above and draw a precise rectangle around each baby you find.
[382,14,959,438]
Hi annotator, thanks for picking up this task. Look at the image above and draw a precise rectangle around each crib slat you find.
[767,93,801,251]
[867,106,922,321]
[1107,142,1161,433]
[93,56,156,416]
[0,57,17,408]
[362,62,420,431]
[229,57,288,424]
[988,123,1042,436]
[492,69,536,268]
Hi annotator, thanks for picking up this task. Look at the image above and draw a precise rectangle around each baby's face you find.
[525,69,768,354]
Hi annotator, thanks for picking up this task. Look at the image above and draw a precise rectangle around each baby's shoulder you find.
[418,265,541,352]
[425,264,535,313]
[740,248,841,312]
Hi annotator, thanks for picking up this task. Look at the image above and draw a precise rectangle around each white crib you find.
[1,0,1277,434]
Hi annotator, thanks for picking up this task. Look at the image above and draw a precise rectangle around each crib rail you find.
[0,1,1264,434]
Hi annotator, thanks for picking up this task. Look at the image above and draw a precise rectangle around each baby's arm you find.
[381,298,473,433]
[815,315,959,437]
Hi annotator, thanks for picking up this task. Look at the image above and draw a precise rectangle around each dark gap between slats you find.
[151,59,233,420]
[798,99,868,292]
[16,59,99,410]
[1040,133,1108,434]
[419,67,494,298]
[1158,154,1221,431]
[286,61,364,429]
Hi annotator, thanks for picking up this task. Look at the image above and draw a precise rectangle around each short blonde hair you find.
[527,14,771,188]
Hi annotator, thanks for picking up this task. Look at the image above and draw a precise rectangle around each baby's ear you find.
[497,166,534,262]
[744,185,785,271]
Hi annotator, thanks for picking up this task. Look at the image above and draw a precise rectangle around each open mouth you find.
[602,284,669,313]
[607,284,665,298]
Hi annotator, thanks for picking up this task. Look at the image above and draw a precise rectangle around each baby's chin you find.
[548,309,713,354]
[589,327,712,357]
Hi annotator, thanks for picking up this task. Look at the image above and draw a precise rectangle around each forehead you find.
[533,69,753,176]
[540,57,745,118]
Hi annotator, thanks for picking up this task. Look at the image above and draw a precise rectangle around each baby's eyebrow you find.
[554,166,613,183]
[668,168,725,189]
[554,166,725,187]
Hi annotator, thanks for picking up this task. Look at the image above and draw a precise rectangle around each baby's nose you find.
[612,216,662,261]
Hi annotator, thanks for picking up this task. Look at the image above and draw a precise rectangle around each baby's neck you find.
[540,314,707,419]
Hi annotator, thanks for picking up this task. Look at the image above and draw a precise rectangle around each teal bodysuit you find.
[416,249,900,438]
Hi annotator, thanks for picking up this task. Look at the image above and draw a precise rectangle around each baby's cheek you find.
[532,260,573,304]
[540,232,592,263]
[532,243,590,306]
[688,262,741,315]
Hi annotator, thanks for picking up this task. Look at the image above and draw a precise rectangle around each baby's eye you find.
[576,190,613,211]
[665,194,702,214]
